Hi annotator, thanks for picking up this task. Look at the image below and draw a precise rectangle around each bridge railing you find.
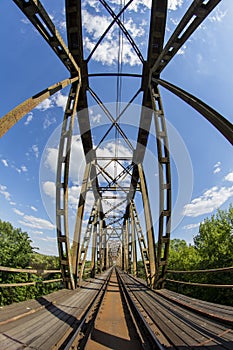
[166,266,233,288]
[0,265,62,288]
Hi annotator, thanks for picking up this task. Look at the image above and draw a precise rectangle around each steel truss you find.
[2,0,232,290]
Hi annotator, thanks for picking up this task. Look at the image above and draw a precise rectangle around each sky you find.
[0,0,233,256]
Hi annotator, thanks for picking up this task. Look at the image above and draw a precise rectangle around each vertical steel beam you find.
[91,223,97,278]
[130,204,137,277]
[138,163,157,287]
[56,81,81,289]
[71,162,92,286]
[151,86,172,289]
[127,218,132,274]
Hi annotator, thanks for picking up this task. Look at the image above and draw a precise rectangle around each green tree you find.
[194,205,233,268]
[0,219,34,267]
[0,220,61,305]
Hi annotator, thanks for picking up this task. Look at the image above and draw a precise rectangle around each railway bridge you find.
[1,0,233,349]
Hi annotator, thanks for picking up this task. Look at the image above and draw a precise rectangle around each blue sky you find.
[0,0,233,256]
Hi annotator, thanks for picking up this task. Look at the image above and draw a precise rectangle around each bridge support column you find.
[130,203,137,277]
[138,163,156,288]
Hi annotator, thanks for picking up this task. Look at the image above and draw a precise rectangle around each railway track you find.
[1,268,233,349]
[118,269,233,349]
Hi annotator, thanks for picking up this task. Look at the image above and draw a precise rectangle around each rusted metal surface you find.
[8,0,229,293]
[155,78,233,145]
[151,0,222,77]
[85,270,143,350]
[120,271,233,349]
[0,77,78,138]
[56,81,81,289]
[151,86,172,289]
[0,270,111,349]
[13,0,80,75]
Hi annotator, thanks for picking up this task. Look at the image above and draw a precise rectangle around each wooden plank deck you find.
[0,272,109,350]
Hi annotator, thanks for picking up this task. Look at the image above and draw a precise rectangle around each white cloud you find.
[21,165,28,172]
[32,145,39,158]
[35,91,68,112]
[177,44,187,55]
[44,148,58,174]
[225,172,233,182]
[36,98,54,111]
[24,113,33,126]
[213,167,221,174]
[0,185,11,201]
[31,206,38,212]
[32,230,43,235]
[168,0,183,11]
[53,91,68,111]
[182,223,199,230]
[1,159,8,167]
[209,8,227,23]
[10,201,16,206]
[19,215,55,230]
[43,116,56,129]
[13,208,24,216]
[82,9,111,40]
[183,186,233,217]
[213,161,221,174]
[43,181,56,199]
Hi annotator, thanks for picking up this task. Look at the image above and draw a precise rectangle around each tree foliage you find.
[167,205,233,306]
[0,219,34,268]
[0,219,61,306]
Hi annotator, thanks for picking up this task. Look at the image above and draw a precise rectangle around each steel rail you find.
[62,269,113,350]
[116,268,167,350]
[122,272,233,346]
[151,0,222,76]
[155,78,233,145]
[13,0,80,75]
[0,76,78,138]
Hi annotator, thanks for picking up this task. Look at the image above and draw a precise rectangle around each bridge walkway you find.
[0,268,233,349]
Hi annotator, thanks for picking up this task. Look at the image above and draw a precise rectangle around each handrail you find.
[166,279,233,289]
[0,266,61,274]
[0,279,62,288]
[167,266,233,274]
[0,266,62,288]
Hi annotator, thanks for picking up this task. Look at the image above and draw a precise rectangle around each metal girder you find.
[0,77,78,138]
[99,0,144,63]
[130,204,137,277]
[138,163,157,287]
[155,78,233,145]
[125,0,168,213]
[130,201,151,285]
[151,86,172,289]
[13,0,80,75]
[56,81,81,290]
[78,204,97,285]
[88,87,134,151]
[86,0,134,63]
[151,0,221,77]
[71,162,92,284]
